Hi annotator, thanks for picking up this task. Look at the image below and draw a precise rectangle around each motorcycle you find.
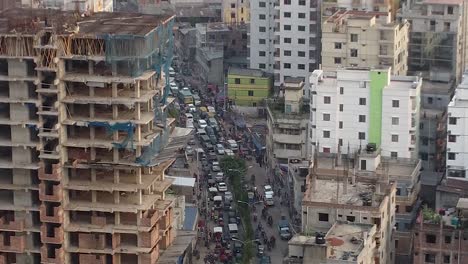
[253,213,258,222]
[267,216,273,227]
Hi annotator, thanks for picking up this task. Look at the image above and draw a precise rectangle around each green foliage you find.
[422,205,441,224]
[220,156,253,263]
[168,108,179,118]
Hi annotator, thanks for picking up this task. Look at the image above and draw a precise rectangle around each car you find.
[259,256,271,264]
[217,182,228,192]
[215,172,224,182]
[187,104,196,113]
[188,139,196,145]
[198,119,207,128]
[264,185,274,196]
[225,149,235,156]
[212,165,221,172]
[216,144,225,155]
[224,191,233,201]
[185,146,194,156]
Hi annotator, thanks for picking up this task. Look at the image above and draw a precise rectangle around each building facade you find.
[249,0,275,73]
[227,67,272,107]
[321,10,409,76]
[446,73,468,180]
[222,0,249,23]
[309,68,421,159]
[273,0,321,88]
[397,0,466,83]
[266,78,309,172]
[0,9,190,263]
[322,0,398,19]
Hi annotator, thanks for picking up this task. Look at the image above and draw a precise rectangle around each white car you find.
[264,185,274,196]
[224,191,233,201]
[225,149,234,156]
[198,119,207,128]
[185,146,194,156]
[218,182,228,192]
[216,144,225,155]
[187,104,196,113]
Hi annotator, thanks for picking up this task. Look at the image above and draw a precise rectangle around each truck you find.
[278,219,292,240]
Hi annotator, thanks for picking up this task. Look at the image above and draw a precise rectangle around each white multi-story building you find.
[273,0,321,88]
[309,67,421,159]
[24,0,113,11]
[447,73,468,179]
[249,0,275,73]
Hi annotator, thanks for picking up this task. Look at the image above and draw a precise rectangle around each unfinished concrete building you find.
[0,8,185,264]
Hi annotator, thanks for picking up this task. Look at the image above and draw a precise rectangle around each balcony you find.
[0,234,25,253]
[139,228,160,248]
[38,162,62,182]
[0,215,24,231]
[40,224,64,244]
[39,183,63,202]
[39,204,64,224]
[40,246,64,264]
[140,209,160,228]
[78,233,106,250]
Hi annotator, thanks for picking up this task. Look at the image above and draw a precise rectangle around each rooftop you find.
[326,222,374,261]
[424,0,463,5]
[421,80,454,95]
[228,67,267,78]
[325,10,389,24]
[0,8,173,36]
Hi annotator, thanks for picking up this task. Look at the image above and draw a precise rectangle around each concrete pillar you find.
[114,170,119,184]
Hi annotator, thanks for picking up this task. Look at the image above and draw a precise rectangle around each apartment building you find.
[286,222,377,264]
[266,78,309,174]
[302,163,396,264]
[227,67,272,107]
[397,0,466,83]
[23,0,113,11]
[222,0,250,23]
[273,0,321,88]
[309,68,421,159]
[322,0,398,18]
[446,73,468,180]
[322,10,409,76]
[0,9,191,263]
[249,0,275,73]
[413,198,468,264]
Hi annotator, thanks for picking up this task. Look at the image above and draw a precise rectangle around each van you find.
[228,223,239,238]
[193,94,201,106]
[265,194,274,206]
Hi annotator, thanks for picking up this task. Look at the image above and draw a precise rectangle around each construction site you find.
[0,8,190,264]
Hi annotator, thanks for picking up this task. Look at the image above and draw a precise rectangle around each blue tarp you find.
[88,121,135,149]
[183,206,198,231]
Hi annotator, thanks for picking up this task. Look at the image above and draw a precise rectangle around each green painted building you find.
[227,67,272,107]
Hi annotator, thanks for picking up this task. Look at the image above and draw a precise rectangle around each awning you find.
[166,176,196,187]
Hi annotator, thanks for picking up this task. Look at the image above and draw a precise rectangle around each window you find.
[445,235,451,244]
[259,51,266,57]
[324,96,331,104]
[323,131,330,138]
[298,13,306,18]
[298,26,306,31]
[444,255,450,263]
[449,135,456,142]
[283,63,291,69]
[340,87,344,95]
[318,213,329,222]
[298,38,305,44]
[426,234,436,243]
[259,14,266,20]
[284,12,291,18]
[298,51,306,57]
[323,147,330,153]
[298,64,305,70]
[284,37,291,43]
[350,34,358,42]
[284,25,291,30]
[448,6,454,15]
[392,117,399,125]
[346,216,356,222]
[259,39,266,44]
[231,3,235,8]
[250,79,255,84]
[339,104,343,112]
[339,121,343,129]
[334,57,342,64]
[350,49,358,57]
[358,132,365,140]
[359,115,366,123]
[259,1,266,7]
[259,63,266,69]
[359,98,366,105]
[428,97,433,104]
[235,78,240,84]
[283,50,291,56]
[449,117,457,125]
[248,91,254,96]
[335,43,342,49]
[299,0,305,5]
[323,113,330,121]
[391,152,398,158]
[392,100,400,108]
[284,0,291,4]
[259,27,266,32]
[448,152,456,160]
[339,138,343,146]
[391,134,399,142]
